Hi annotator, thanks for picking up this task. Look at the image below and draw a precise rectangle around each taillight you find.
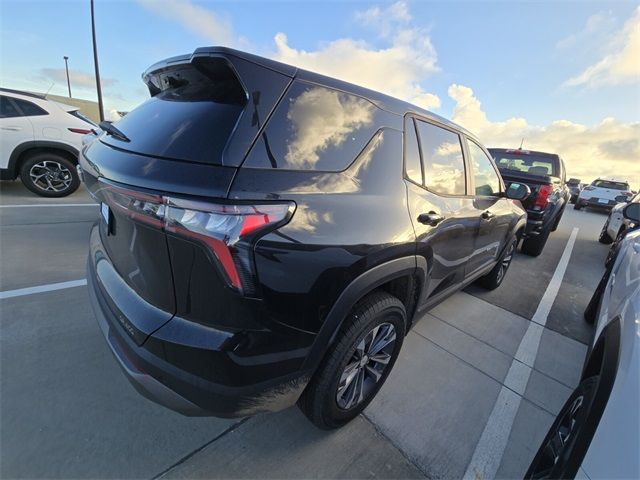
[532,185,553,211]
[100,183,295,295]
[583,186,595,191]
[68,127,93,134]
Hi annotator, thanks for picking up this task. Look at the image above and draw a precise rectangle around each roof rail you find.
[0,87,47,99]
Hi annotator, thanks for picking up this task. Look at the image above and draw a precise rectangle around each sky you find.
[1,0,639,185]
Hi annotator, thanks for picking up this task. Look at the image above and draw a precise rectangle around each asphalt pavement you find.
[0,180,607,479]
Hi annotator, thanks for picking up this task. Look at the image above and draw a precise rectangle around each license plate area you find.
[598,198,609,204]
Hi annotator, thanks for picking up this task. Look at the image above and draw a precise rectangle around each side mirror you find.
[622,202,640,223]
[505,182,531,201]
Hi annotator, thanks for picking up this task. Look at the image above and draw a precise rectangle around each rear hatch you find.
[81,50,293,343]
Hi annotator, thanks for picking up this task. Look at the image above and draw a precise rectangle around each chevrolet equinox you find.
[83,47,528,429]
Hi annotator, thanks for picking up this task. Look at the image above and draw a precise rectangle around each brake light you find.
[68,127,93,134]
[532,185,553,210]
[583,186,595,191]
[101,183,294,295]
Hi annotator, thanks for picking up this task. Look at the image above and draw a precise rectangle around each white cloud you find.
[448,84,640,186]
[273,1,441,110]
[136,0,236,45]
[564,7,640,88]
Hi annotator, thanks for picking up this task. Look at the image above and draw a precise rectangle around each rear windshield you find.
[101,60,246,165]
[492,152,558,177]
[592,180,629,190]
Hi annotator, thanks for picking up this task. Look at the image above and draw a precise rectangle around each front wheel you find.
[476,236,517,290]
[19,152,80,198]
[298,291,406,429]
[598,220,613,244]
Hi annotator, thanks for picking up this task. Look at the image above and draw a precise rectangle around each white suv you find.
[574,178,632,211]
[0,88,97,197]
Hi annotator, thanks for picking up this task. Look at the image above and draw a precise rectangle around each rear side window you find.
[404,118,422,185]
[12,98,48,117]
[0,96,20,118]
[414,119,466,195]
[468,140,501,196]
[101,58,246,164]
[244,81,380,171]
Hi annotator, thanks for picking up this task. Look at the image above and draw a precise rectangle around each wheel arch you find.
[302,255,427,371]
[7,141,80,179]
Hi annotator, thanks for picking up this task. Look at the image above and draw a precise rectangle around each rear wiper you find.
[99,121,130,143]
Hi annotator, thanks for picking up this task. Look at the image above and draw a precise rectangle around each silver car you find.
[526,202,640,479]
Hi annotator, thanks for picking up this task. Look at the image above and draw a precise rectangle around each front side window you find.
[244,81,380,171]
[0,96,21,118]
[468,140,501,196]
[415,119,466,195]
[12,98,48,117]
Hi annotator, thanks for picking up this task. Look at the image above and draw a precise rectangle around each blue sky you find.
[1,0,639,182]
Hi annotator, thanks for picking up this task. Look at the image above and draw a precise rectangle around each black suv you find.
[83,47,528,429]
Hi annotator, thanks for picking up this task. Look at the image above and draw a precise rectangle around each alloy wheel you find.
[29,160,73,193]
[336,322,396,410]
[496,241,516,284]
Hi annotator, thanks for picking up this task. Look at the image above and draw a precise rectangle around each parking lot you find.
[0,181,608,479]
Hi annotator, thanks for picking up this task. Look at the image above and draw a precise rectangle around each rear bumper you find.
[87,224,313,417]
[577,197,616,209]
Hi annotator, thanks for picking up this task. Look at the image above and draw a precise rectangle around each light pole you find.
[90,0,105,122]
[63,56,72,98]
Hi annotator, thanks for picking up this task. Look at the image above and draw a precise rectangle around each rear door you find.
[464,138,512,276]
[404,116,478,304]
[0,95,34,167]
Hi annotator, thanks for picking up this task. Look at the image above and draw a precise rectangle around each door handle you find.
[481,210,495,220]
[0,126,21,131]
[418,211,444,226]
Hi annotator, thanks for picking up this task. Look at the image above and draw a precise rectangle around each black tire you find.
[584,270,610,324]
[476,236,517,290]
[598,220,613,244]
[298,291,406,430]
[521,228,551,257]
[19,152,80,198]
[525,377,598,479]
[551,210,564,232]
[573,202,582,211]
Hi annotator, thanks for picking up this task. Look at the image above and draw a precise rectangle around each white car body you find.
[0,88,95,177]
[579,228,640,479]
[605,193,640,241]
[577,178,632,209]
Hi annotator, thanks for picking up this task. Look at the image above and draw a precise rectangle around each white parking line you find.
[463,227,579,480]
[0,279,88,300]
[0,203,97,208]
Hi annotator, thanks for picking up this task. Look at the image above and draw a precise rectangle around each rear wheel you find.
[20,152,79,197]
[477,236,517,290]
[521,228,551,257]
[598,219,613,244]
[298,291,405,429]
[525,377,598,479]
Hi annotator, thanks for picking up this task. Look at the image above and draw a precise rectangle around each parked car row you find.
[526,201,640,480]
